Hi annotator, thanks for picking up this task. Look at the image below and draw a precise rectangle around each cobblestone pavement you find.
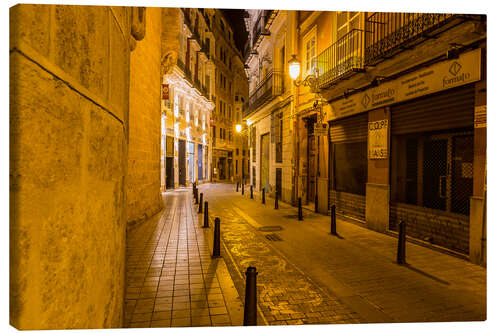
[124,189,244,328]
[203,187,361,325]
[199,183,486,324]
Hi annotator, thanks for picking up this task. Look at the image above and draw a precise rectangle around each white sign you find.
[368,119,388,159]
[327,49,482,121]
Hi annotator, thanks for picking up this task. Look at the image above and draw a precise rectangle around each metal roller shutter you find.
[391,84,475,135]
[329,113,368,142]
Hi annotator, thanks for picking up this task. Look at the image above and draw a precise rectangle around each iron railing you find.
[365,13,453,65]
[252,13,271,47]
[246,71,283,116]
[316,29,365,89]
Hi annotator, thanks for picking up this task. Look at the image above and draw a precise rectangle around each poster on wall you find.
[162,84,169,100]
[368,119,388,159]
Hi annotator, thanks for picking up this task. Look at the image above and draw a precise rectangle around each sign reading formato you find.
[327,48,482,121]
[368,119,388,159]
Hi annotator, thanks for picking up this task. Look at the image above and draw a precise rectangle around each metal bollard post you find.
[274,192,279,210]
[236,182,239,192]
[250,185,253,199]
[212,217,221,258]
[242,183,245,195]
[198,193,203,214]
[243,266,258,326]
[397,220,406,265]
[262,188,265,204]
[330,204,337,235]
[315,194,319,213]
[195,188,199,204]
[203,202,209,228]
[298,197,303,221]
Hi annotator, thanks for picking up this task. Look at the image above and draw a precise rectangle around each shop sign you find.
[314,122,328,136]
[368,119,388,159]
[474,105,486,128]
[162,84,169,100]
[327,48,481,121]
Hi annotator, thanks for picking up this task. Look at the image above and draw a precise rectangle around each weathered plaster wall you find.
[126,7,163,224]
[10,4,130,329]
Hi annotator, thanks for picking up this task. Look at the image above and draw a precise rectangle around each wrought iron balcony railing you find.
[316,29,365,89]
[176,58,186,72]
[194,77,201,92]
[365,13,453,65]
[252,13,271,48]
[246,71,283,116]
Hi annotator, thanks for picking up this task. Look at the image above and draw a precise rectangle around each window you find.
[303,27,317,76]
[336,12,361,40]
[213,126,216,138]
[236,148,239,156]
[220,128,223,139]
[275,112,283,163]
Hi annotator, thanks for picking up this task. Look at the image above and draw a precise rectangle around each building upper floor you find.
[242,10,486,119]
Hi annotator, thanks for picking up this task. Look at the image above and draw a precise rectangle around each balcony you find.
[252,13,271,50]
[316,29,365,89]
[246,71,283,116]
[365,13,453,66]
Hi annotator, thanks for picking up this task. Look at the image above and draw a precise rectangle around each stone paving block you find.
[150,319,171,327]
[191,316,212,326]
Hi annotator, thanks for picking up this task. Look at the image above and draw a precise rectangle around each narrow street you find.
[125,184,486,327]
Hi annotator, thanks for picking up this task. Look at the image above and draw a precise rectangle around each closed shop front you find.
[390,84,475,254]
[329,113,368,220]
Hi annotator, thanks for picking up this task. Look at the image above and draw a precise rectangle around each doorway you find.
[197,144,203,181]
[260,133,270,192]
[178,139,186,186]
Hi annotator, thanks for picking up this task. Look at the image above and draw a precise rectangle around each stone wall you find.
[10,5,130,329]
[126,7,163,224]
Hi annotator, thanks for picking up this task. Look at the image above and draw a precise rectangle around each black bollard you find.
[203,202,209,228]
[397,220,406,265]
[250,185,253,199]
[243,266,258,326]
[212,217,221,258]
[274,192,279,210]
[242,183,245,195]
[198,193,203,214]
[195,188,199,204]
[298,197,303,221]
[262,188,265,204]
[193,183,196,199]
[330,205,337,235]
[315,194,319,213]
[236,182,239,192]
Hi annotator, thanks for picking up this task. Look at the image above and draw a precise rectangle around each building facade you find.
[244,10,296,203]
[160,8,248,189]
[210,10,249,183]
[246,10,487,265]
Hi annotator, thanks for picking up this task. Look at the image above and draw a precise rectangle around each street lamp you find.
[288,54,301,80]
[235,123,242,133]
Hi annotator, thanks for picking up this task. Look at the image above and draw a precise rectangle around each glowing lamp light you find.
[235,124,242,133]
[246,119,252,126]
[288,54,300,80]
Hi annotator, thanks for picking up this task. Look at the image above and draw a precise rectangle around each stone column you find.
[365,107,390,233]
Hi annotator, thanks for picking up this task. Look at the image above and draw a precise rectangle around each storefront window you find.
[334,141,367,195]
[391,129,474,215]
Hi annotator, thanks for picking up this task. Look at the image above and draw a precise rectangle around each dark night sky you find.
[221,9,248,55]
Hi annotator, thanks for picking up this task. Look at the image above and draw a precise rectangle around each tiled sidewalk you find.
[124,189,244,328]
